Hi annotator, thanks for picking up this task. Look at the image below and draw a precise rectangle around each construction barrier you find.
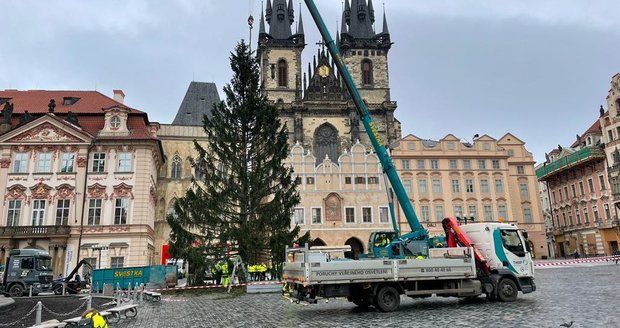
[534,255,620,267]
[147,281,282,293]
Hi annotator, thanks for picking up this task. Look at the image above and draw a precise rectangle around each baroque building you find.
[392,134,549,259]
[0,90,162,275]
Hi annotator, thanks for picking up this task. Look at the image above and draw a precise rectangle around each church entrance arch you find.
[310,238,327,247]
[313,123,340,165]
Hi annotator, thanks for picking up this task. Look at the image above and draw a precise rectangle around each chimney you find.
[113,89,125,104]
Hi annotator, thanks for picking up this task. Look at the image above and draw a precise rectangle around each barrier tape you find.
[534,255,620,267]
[147,281,283,292]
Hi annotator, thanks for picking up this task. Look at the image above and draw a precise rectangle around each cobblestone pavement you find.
[119,264,619,328]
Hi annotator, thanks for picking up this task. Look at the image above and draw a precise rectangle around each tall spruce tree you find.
[167,41,305,280]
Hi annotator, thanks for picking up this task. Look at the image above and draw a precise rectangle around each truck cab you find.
[460,222,536,296]
[1,249,54,296]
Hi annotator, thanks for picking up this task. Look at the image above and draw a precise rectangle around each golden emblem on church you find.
[318,65,330,78]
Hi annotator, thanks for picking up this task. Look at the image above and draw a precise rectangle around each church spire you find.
[347,0,375,39]
[268,0,293,39]
[265,0,272,24]
[259,2,266,35]
[368,0,375,25]
[297,3,304,35]
[382,6,389,34]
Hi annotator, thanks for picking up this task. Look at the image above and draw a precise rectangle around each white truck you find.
[283,221,535,312]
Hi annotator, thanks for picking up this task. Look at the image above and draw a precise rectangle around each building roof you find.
[0,89,156,142]
[0,89,140,114]
[172,82,220,126]
[570,119,601,147]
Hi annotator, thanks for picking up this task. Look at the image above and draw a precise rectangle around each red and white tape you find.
[534,255,619,267]
[148,281,283,292]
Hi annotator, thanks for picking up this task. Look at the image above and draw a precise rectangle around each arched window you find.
[277,59,288,87]
[313,123,340,165]
[361,59,373,86]
[171,155,182,179]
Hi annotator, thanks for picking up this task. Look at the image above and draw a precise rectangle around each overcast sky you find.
[1,0,619,163]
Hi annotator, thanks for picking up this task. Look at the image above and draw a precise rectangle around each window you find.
[92,153,106,173]
[110,116,121,129]
[432,178,442,193]
[584,207,590,223]
[13,153,28,173]
[478,160,486,170]
[82,258,96,275]
[361,59,373,85]
[114,198,129,225]
[407,142,415,150]
[418,179,428,193]
[552,191,556,203]
[465,179,474,193]
[519,183,529,198]
[593,205,600,221]
[60,153,75,173]
[453,205,464,217]
[21,258,35,270]
[463,160,472,170]
[379,207,389,223]
[416,160,425,170]
[354,177,365,184]
[88,199,102,225]
[563,187,569,200]
[480,179,490,193]
[430,159,439,170]
[312,208,322,224]
[523,208,533,223]
[468,205,477,219]
[447,142,456,150]
[403,179,412,194]
[579,181,585,196]
[483,205,493,221]
[345,208,355,223]
[344,177,352,184]
[402,159,410,170]
[498,204,507,219]
[449,160,458,170]
[293,208,304,224]
[6,200,22,226]
[37,153,52,173]
[434,205,444,222]
[517,165,525,175]
[500,230,525,257]
[604,204,611,221]
[609,130,614,142]
[599,175,606,190]
[171,156,182,179]
[55,199,70,225]
[588,179,594,193]
[576,210,581,224]
[451,179,460,193]
[368,176,379,184]
[420,205,430,222]
[507,149,514,157]
[31,199,46,226]
[492,160,500,170]
[118,152,132,172]
[362,207,372,223]
[277,59,288,87]
[495,179,504,193]
[110,257,124,269]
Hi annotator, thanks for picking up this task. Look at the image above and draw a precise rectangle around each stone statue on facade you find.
[350,114,360,142]
[48,99,56,113]
[294,117,304,142]
[19,111,33,124]
[1,101,13,124]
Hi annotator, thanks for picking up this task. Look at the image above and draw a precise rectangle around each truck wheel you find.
[375,286,400,312]
[497,278,518,302]
[9,284,24,297]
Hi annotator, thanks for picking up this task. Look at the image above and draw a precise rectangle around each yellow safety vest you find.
[85,311,108,328]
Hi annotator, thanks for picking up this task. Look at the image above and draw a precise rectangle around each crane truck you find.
[281,0,536,312]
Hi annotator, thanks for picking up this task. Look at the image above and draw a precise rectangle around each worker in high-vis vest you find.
[221,260,230,286]
[81,309,108,328]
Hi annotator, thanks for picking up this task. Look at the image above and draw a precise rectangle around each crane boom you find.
[303,0,427,241]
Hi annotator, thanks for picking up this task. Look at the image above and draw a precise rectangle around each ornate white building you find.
[0,90,163,275]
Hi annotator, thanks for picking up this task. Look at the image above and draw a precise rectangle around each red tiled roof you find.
[571,119,601,148]
[1,90,156,141]
[0,90,142,114]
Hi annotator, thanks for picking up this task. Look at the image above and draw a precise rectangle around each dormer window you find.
[111,116,121,129]
[62,97,80,106]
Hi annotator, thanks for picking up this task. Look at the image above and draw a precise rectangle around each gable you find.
[1,115,92,144]
[476,134,496,142]
[498,133,525,145]
[441,134,460,141]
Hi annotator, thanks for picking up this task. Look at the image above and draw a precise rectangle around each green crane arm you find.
[303,0,428,240]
